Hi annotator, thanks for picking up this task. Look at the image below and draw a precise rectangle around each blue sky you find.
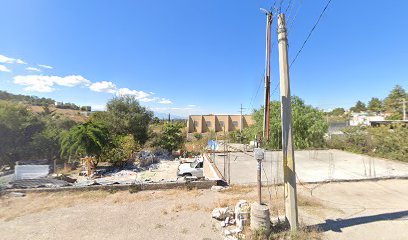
[0,0,407,117]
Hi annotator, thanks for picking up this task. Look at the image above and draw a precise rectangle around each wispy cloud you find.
[158,98,172,104]
[140,97,159,102]
[25,67,41,72]
[187,104,196,107]
[38,64,53,69]
[13,75,91,93]
[0,54,26,64]
[0,65,11,72]
[116,88,151,100]
[89,81,117,93]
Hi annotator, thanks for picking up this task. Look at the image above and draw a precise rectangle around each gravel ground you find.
[2,179,407,240]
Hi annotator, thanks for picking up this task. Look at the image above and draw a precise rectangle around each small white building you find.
[349,113,385,126]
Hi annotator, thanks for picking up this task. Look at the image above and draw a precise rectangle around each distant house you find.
[349,112,385,126]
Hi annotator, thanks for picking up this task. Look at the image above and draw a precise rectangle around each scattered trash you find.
[212,207,234,221]
[74,180,97,187]
[9,192,26,197]
[211,186,228,192]
[223,227,241,236]
[113,170,137,177]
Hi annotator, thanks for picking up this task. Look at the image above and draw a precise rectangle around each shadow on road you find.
[310,210,408,232]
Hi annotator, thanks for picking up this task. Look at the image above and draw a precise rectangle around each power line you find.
[287,0,303,34]
[289,0,333,69]
[249,75,264,111]
[284,0,294,14]
[279,0,286,11]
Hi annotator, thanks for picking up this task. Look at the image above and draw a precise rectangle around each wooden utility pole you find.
[262,10,273,143]
[277,13,298,230]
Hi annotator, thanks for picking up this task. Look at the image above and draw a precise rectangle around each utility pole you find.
[239,104,246,143]
[262,9,273,143]
[277,13,298,230]
[402,99,406,120]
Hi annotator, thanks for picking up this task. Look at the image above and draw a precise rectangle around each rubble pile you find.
[136,149,172,167]
[212,200,251,240]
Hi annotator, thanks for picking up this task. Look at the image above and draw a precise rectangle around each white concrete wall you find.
[15,165,50,180]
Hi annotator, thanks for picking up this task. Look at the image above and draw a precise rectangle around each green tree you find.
[367,97,383,113]
[383,85,407,119]
[157,122,184,152]
[330,107,345,116]
[350,100,367,112]
[245,96,328,149]
[60,121,109,167]
[30,118,77,163]
[102,134,138,166]
[0,101,45,166]
[91,96,154,144]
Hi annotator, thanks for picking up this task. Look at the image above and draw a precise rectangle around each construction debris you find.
[8,192,26,197]
[211,185,229,192]
[212,207,234,221]
[235,200,250,229]
[9,178,71,189]
[136,149,172,167]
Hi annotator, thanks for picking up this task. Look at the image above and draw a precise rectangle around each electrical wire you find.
[289,0,333,69]
[287,0,303,34]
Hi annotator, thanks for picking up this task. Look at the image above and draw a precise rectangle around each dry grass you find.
[172,204,183,213]
[154,223,164,229]
[0,191,109,221]
[268,225,322,240]
[186,203,201,211]
[240,223,321,240]
[0,187,211,222]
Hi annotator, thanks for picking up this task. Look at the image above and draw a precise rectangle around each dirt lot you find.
[1,179,408,240]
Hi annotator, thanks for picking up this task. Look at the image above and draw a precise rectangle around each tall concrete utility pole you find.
[277,13,298,230]
[261,8,273,143]
[239,104,246,143]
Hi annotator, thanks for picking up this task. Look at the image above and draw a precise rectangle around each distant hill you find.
[0,90,55,106]
[154,111,186,120]
[0,90,186,121]
[0,90,88,122]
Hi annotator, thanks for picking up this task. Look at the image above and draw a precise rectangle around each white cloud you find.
[0,65,11,72]
[187,104,196,107]
[116,88,151,100]
[140,97,159,102]
[54,75,91,87]
[13,75,91,93]
[0,54,26,64]
[90,81,117,93]
[158,98,172,104]
[38,64,53,69]
[26,67,41,72]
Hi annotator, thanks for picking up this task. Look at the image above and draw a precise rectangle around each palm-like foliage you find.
[60,122,109,163]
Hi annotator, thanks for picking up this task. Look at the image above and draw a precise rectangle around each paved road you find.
[300,179,408,240]
[213,149,408,184]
